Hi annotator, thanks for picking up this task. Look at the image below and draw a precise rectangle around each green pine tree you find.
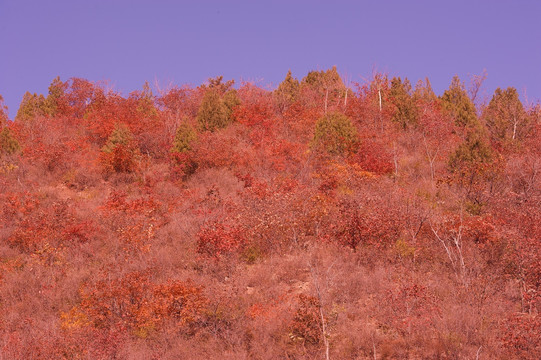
[483,87,529,147]
[312,112,359,156]
[223,89,241,120]
[301,66,347,111]
[135,81,159,120]
[16,92,47,121]
[413,77,437,103]
[0,127,20,155]
[274,70,300,111]
[171,122,197,154]
[440,75,478,129]
[197,89,230,132]
[207,76,235,95]
[0,95,8,126]
[389,77,418,129]
[44,76,68,117]
[101,123,140,173]
[448,122,495,214]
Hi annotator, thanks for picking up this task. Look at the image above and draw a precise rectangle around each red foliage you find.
[170,150,198,179]
[289,294,323,346]
[234,84,274,128]
[99,142,138,174]
[353,138,394,174]
[197,222,246,259]
[501,314,541,359]
[74,271,207,335]
[100,191,165,253]
[386,283,441,335]
[334,198,403,250]
[3,192,95,253]
[2,74,540,358]
[192,131,248,170]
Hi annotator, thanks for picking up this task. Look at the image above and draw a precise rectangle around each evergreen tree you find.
[170,121,198,177]
[389,77,418,129]
[0,127,20,155]
[274,70,300,111]
[441,76,478,129]
[223,89,241,120]
[312,112,359,156]
[207,76,235,95]
[16,92,47,121]
[171,122,197,154]
[0,95,20,156]
[197,89,230,132]
[196,76,239,132]
[44,76,68,117]
[301,66,347,112]
[302,66,344,91]
[135,81,159,120]
[483,87,529,147]
[100,123,140,173]
[449,127,493,171]
[448,122,495,214]
[0,95,8,126]
[413,77,437,103]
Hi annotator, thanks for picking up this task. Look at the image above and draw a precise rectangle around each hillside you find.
[0,69,540,359]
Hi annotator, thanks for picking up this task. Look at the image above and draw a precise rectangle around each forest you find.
[0,67,540,359]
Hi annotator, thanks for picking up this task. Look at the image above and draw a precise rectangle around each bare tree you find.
[308,258,335,360]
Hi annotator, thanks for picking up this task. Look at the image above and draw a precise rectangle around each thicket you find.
[0,70,539,359]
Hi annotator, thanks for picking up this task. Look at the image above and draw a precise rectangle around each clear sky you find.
[1,0,540,118]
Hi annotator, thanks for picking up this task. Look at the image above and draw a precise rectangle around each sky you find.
[1,0,540,118]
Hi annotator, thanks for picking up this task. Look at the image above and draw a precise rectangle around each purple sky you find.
[1,0,540,118]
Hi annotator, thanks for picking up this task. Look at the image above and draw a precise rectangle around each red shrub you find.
[354,138,394,175]
[197,222,246,259]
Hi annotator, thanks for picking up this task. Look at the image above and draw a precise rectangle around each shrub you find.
[197,222,246,259]
[100,123,140,173]
[354,139,394,174]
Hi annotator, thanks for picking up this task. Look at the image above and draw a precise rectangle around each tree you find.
[418,101,457,181]
[44,76,68,117]
[302,66,347,113]
[15,92,48,121]
[274,70,300,112]
[389,77,418,129]
[65,77,101,118]
[207,75,235,95]
[170,121,198,178]
[193,76,240,130]
[312,112,359,156]
[133,81,159,120]
[100,123,140,173]
[0,96,18,157]
[348,71,393,133]
[449,126,493,173]
[13,78,68,121]
[483,87,529,150]
[441,75,478,130]
[223,88,241,120]
[0,127,20,155]
[413,77,437,103]
[468,69,487,105]
[197,89,231,132]
[171,121,197,154]
[0,95,8,125]
[448,124,496,213]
